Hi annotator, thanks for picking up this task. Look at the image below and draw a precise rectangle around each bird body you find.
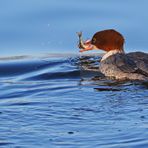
[77,29,148,81]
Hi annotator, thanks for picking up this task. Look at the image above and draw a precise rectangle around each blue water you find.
[0,55,148,147]
[0,0,148,147]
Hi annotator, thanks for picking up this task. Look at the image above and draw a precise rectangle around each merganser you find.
[77,29,148,81]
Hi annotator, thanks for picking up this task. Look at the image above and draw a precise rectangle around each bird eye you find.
[92,38,96,43]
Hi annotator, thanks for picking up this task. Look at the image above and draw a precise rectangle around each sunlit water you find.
[0,55,148,148]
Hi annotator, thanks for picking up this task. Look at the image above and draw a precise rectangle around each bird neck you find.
[101,49,125,61]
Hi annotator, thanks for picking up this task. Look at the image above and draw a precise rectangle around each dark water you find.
[0,55,148,147]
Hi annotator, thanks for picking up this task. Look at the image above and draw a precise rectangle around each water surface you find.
[0,55,148,147]
[0,0,148,147]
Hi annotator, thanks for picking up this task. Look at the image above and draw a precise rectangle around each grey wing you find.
[127,52,148,75]
[107,53,138,73]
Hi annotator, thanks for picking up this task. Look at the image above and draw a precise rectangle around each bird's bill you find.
[79,40,94,52]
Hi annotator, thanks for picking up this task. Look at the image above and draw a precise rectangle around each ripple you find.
[0,54,147,148]
[24,70,80,81]
[0,140,13,146]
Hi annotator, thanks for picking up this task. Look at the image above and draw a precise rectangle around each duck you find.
[77,29,148,81]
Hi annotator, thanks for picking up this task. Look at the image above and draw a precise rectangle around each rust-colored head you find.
[78,29,125,52]
[91,29,125,52]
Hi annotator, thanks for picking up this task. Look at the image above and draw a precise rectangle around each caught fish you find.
[77,32,94,52]
[77,32,85,49]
